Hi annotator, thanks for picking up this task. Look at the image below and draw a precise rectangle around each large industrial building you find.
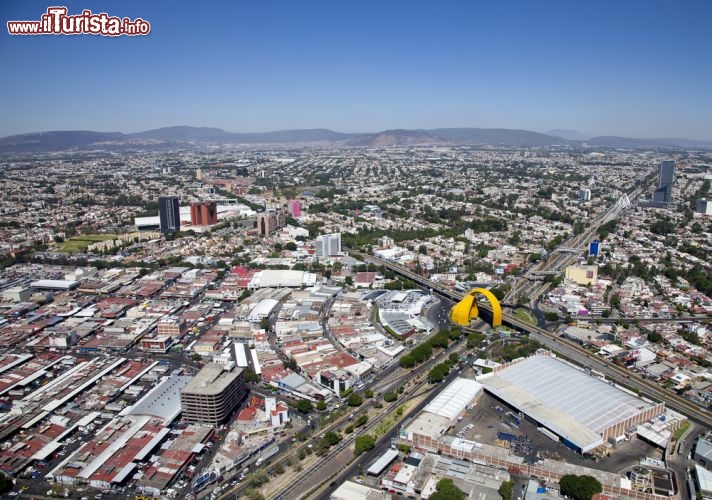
[398,370,667,498]
[480,353,664,453]
[402,377,483,445]
[180,363,247,424]
[247,269,318,289]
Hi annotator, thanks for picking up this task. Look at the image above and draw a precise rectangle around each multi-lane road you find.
[353,250,712,428]
[504,188,640,305]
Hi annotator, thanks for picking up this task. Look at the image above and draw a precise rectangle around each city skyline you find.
[2,0,712,139]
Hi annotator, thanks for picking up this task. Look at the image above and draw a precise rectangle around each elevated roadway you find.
[352,250,712,428]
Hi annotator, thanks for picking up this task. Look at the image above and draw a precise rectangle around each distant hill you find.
[546,129,590,141]
[0,130,125,152]
[132,126,235,142]
[132,127,350,144]
[0,125,710,152]
[348,129,445,146]
[431,128,568,147]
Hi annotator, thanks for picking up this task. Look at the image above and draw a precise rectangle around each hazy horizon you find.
[2,0,712,139]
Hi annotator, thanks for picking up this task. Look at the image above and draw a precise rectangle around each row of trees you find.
[399,329,460,368]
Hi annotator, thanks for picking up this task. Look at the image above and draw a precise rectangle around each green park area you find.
[512,308,537,325]
[58,234,118,253]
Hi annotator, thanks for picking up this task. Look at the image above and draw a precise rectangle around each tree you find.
[399,355,416,368]
[429,332,450,349]
[448,327,462,341]
[259,317,271,331]
[559,474,603,500]
[354,415,368,427]
[498,480,514,500]
[383,391,398,402]
[0,473,12,495]
[295,399,313,413]
[249,469,270,487]
[467,333,485,348]
[428,363,449,383]
[316,400,327,411]
[544,311,560,321]
[245,488,266,500]
[648,331,663,344]
[430,478,465,500]
[243,368,261,383]
[344,275,353,286]
[322,431,342,447]
[284,241,297,251]
[347,392,363,407]
[364,388,374,398]
[354,435,376,455]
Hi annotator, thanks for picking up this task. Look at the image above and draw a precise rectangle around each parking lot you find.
[449,392,662,475]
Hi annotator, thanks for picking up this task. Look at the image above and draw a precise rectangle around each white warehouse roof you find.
[482,355,658,453]
[30,279,78,290]
[248,299,280,323]
[248,270,317,288]
[424,377,483,422]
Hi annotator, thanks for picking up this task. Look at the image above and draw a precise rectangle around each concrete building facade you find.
[180,363,247,424]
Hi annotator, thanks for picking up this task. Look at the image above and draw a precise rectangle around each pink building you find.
[288,199,301,218]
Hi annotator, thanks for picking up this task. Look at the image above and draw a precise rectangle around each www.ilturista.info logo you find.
[7,7,150,36]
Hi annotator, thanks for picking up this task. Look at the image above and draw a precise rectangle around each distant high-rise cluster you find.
[158,196,180,234]
[315,233,342,258]
[257,208,287,236]
[190,201,218,226]
[652,160,675,204]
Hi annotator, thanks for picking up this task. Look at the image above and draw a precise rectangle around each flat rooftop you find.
[182,363,242,396]
[423,377,482,421]
[481,355,656,452]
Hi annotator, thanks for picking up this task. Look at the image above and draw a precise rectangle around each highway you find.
[269,340,470,500]
[352,250,712,428]
[216,324,469,500]
[503,188,639,305]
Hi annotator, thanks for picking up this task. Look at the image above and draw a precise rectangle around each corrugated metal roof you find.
[423,377,482,421]
[482,355,656,452]
[367,449,399,475]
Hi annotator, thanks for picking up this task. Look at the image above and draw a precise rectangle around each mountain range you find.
[0,126,710,152]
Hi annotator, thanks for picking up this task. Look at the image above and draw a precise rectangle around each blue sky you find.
[1,0,711,138]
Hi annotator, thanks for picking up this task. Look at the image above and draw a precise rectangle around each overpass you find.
[351,250,712,428]
[503,188,640,305]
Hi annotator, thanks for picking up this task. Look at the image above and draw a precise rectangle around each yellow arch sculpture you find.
[450,288,502,327]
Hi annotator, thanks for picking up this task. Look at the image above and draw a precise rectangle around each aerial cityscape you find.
[2,2,712,500]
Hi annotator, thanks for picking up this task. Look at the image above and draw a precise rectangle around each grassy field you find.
[672,420,691,441]
[513,308,537,325]
[58,234,117,253]
[373,403,410,438]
